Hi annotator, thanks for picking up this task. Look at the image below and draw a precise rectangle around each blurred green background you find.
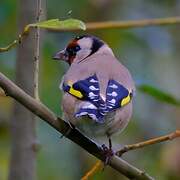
[0,0,180,179]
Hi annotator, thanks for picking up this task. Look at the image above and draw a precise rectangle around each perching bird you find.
[53,35,135,150]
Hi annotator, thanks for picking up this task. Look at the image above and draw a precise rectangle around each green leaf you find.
[28,18,86,30]
[138,84,180,106]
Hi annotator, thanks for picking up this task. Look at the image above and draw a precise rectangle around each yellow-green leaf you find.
[29,18,86,30]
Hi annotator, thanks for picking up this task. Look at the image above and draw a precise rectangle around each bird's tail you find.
[75,102,104,123]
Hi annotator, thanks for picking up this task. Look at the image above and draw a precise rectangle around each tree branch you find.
[34,0,42,100]
[0,72,154,179]
[81,131,180,179]
[53,16,180,31]
[0,32,29,53]
[117,130,180,156]
[81,160,103,180]
[1,16,180,53]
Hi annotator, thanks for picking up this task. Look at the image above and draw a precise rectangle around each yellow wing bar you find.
[120,90,133,107]
[67,81,83,99]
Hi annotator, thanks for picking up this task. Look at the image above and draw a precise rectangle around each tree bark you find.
[8,0,38,179]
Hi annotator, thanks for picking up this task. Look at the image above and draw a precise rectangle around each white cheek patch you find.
[78,37,93,49]
[76,49,92,61]
[73,37,93,62]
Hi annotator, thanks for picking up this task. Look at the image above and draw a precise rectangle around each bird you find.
[53,35,135,155]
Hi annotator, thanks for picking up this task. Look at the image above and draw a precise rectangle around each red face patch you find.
[66,39,80,64]
[67,39,78,50]
[69,55,76,64]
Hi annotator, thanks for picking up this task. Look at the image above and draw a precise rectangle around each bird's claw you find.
[101,144,114,165]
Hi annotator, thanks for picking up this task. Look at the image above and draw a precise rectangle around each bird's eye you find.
[66,45,80,57]
[66,48,75,56]
[75,45,80,51]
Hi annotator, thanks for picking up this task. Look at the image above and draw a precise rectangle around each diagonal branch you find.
[117,130,180,156]
[0,72,154,179]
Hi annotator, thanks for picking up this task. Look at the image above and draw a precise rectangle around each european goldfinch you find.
[53,35,135,150]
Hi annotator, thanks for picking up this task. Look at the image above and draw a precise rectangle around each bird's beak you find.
[53,49,69,62]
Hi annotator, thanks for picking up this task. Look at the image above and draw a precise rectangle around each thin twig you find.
[34,0,42,100]
[81,160,103,180]
[117,130,180,156]
[86,16,180,30]
[0,31,29,53]
[0,72,154,180]
[0,40,18,52]
[52,16,180,31]
[1,16,180,53]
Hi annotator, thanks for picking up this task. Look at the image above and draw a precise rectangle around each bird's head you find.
[53,35,113,65]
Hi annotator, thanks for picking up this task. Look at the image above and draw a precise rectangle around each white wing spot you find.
[76,112,87,117]
[112,91,118,97]
[89,85,99,91]
[108,99,116,104]
[107,91,118,97]
[107,106,113,109]
[88,92,98,99]
[82,103,97,109]
[100,112,105,115]
[109,84,118,89]
[89,79,98,83]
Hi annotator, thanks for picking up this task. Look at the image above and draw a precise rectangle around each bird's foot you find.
[101,144,114,166]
